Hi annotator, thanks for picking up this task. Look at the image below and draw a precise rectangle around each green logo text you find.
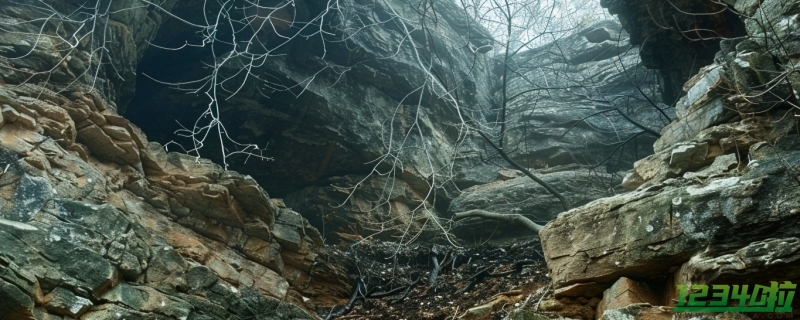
[675,281,796,313]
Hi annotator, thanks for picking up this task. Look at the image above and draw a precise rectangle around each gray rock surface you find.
[285,20,672,242]
[123,10,677,244]
[542,151,800,286]
[502,20,668,171]
[129,0,499,197]
[284,174,439,243]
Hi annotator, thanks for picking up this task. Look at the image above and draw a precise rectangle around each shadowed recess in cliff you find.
[600,0,747,104]
[125,0,508,203]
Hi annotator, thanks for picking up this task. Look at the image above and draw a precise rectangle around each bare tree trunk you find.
[477,130,570,211]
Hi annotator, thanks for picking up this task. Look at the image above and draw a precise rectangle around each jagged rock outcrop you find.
[543,146,800,287]
[0,2,347,319]
[539,0,800,318]
[0,77,346,320]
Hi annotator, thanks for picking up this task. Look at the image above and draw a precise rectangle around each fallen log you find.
[453,209,544,233]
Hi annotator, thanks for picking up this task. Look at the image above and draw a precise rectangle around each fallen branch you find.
[368,285,410,299]
[476,131,570,211]
[391,276,423,304]
[455,267,491,295]
[488,290,524,301]
[487,260,538,277]
[441,252,458,274]
[453,210,544,233]
[534,284,552,312]
[325,277,367,320]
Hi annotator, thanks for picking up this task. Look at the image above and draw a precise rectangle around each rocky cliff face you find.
[114,0,660,245]
[501,20,667,171]
[284,19,673,243]
[9,0,792,318]
[128,0,498,193]
[124,0,505,244]
[447,20,668,239]
[0,1,347,318]
[538,0,800,318]
[0,0,600,317]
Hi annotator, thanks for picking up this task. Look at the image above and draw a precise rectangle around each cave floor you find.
[321,238,552,320]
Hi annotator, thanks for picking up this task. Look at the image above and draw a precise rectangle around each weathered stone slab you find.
[100,283,192,319]
[655,97,734,153]
[678,65,724,118]
[541,175,763,287]
[669,142,709,170]
[44,287,93,317]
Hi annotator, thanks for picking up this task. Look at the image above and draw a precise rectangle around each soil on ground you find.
[317,238,552,320]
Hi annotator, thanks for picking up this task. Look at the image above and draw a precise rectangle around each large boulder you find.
[541,138,800,317]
